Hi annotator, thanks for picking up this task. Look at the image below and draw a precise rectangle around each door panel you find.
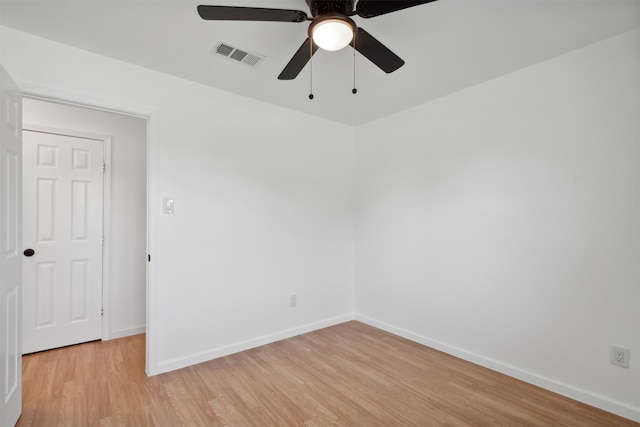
[0,65,22,427]
[22,131,103,354]
[37,178,56,241]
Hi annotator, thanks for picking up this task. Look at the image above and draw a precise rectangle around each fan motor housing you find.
[306,0,354,17]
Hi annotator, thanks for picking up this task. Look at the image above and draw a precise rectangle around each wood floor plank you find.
[17,321,639,426]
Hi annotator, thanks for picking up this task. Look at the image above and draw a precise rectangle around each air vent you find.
[211,42,265,68]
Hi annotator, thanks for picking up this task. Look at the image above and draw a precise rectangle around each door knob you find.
[23,249,35,257]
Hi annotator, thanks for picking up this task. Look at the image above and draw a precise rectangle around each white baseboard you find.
[355,314,640,423]
[108,325,146,340]
[155,314,356,375]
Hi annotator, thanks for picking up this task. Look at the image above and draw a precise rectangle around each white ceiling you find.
[1,0,639,125]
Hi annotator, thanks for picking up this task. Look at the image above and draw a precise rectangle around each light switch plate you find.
[163,198,174,214]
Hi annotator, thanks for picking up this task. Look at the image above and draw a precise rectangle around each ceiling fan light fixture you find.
[310,16,356,51]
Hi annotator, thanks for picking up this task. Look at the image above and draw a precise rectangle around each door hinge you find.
[102,236,105,245]
[101,307,104,316]
[148,254,151,262]
[102,163,106,173]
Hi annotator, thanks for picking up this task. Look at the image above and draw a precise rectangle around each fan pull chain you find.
[352,32,357,95]
[309,40,314,100]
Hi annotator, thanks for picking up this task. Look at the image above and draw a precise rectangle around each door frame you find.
[18,85,159,376]
[22,123,112,341]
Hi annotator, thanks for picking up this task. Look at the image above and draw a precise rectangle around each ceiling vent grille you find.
[212,42,265,67]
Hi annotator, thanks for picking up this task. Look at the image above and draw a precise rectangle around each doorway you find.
[22,97,147,353]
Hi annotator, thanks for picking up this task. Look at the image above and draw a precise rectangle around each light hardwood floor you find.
[17,321,639,426]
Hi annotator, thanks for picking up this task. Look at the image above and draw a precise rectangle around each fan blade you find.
[356,0,437,18]
[352,28,404,73]
[197,5,307,23]
[278,38,319,80]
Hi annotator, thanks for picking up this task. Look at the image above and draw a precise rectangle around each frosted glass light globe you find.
[312,19,354,51]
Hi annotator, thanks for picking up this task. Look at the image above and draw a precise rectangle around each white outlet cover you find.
[611,346,630,368]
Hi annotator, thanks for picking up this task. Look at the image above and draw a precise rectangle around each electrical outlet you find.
[289,295,297,308]
[611,346,629,368]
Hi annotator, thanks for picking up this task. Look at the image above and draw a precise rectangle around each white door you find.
[22,130,104,354]
[0,65,23,427]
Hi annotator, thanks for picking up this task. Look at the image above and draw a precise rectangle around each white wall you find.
[1,26,356,374]
[22,98,147,338]
[355,28,640,420]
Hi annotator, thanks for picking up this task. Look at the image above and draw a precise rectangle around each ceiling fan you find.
[197,0,438,80]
